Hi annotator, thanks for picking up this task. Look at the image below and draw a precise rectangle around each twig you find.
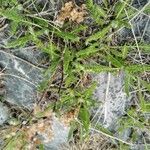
[91,128,133,146]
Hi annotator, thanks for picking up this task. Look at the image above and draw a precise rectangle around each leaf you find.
[71,25,87,34]
[0,8,23,22]
[65,72,78,87]
[122,44,129,59]
[94,4,107,18]
[86,0,93,8]
[143,4,150,14]
[115,0,128,19]
[0,0,18,6]
[35,39,58,60]
[139,45,150,53]
[6,34,32,48]
[106,53,124,68]
[114,0,136,20]
[79,106,90,132]
[63,48,72,73]
[6,30,44,48]
[111,20,130,29]
[0,8,41,28]
[124,71,130,96]
[139,91,150,113]
[48,56,60,75]
[76,43,100,59]
[140,79,150,92]
[38,144,44,150]
[38,79,50,92]
[86,0,107,25]
[75,63,118,73]
[94,124,113,136]
[83,82,97,98]
[125,65,150,74]
[27,15,49,28]
[10,21,19,35]
[85,25,110,44]
[68,121,77,140]
[54,30,80,42]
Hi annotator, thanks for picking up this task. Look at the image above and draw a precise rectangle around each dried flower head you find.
[55,1,87,26]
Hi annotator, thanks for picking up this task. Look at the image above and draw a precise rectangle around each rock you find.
[118,0,150,43]
[0,102,9,125]
[132,0,149,8]
[11,47,48,67]
[44,116,69,150]
[0,49,44,109]
[92,72,130,131]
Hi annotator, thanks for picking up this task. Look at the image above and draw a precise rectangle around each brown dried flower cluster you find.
[55,1,87,26]
[60,108,79,126]
[25,119,53,144]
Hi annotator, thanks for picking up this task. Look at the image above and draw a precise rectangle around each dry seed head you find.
[55,1,87,26]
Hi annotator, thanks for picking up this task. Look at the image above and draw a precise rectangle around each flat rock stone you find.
[44,116,69,150]
[0,50,44,108]
[92,72,130,130]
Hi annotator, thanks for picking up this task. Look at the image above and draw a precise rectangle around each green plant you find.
[0,0,150,149]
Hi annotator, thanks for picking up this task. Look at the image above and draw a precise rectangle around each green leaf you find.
[94,4,107,18]
[0,0,18,6]
[143,4,150,14]
[140,79,150,92]
[125,65,150,74]
[83,82,97,98]
[27,15,49,28]
[0,8,41,28]
[0,8,23,22]
[65,72,78,87]
[48,57,60,75]
[68,121,77,140]
[7,34,32,48]
[111,20,130,29]
[124,71,131,96]
[6,30,44,48]
[115,0,128,19]
[86,0,107,25]
[86,25,110,44]
[38,144,44,150]
[76,43,100,59]
[71,25,88,34]
[75,63,118,73]
[94,124,113,136]
[63,48,72,73]
[79,106,90,132]
[10,21,19,35]
[106,53,124,68]
[122,44,129,59]
[54,30,80,42]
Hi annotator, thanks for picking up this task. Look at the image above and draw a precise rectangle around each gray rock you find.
[44,116,69,150]
[0,102,9,125]
[132,0,149,8]
[11,47,48,67]
[118,0,150,43]
[0,49,44,109]
[92,72,130,130]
